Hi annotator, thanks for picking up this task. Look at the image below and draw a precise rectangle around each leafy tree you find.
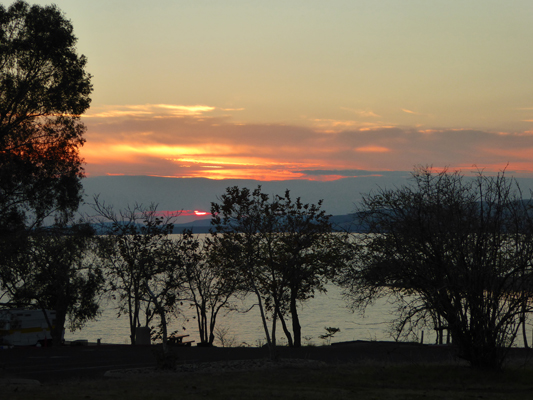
[211,186,344,348]
[0,0,92,233]
[340,167,533,370]
[266,191,346,347]
[211,187,274,349]
[181,231,243,346]
[0,223,104,346]
[93,201,185,346]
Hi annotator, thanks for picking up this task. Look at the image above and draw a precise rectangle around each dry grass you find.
[3,363,533,400]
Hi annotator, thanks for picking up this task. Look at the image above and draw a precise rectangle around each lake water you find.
[53,235,532,347]
[65,283,533,347]
[65,284,398,345]
[67,233,407,346]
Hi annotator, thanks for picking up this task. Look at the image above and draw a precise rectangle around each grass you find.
[3,363,533,400]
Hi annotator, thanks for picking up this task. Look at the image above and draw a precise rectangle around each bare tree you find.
[339,167,533,370]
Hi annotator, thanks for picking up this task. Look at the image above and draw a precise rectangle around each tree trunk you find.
[521,306,529,349]
[271,312,277,347]
[146,284,167,352]
[208,310,216,345]
[290,288,301,347]
[51,307,67,347]
[252,283,278,359]
[40,304,64,347]
[276,308,293,347]
[254,286,271,345]
[196,303,208,344]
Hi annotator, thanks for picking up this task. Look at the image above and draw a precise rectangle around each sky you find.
[28,0,533,180]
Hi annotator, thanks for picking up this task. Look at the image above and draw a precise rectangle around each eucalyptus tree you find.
[0,1,92,309]
[0,0,92,234]
[339,167,533,370]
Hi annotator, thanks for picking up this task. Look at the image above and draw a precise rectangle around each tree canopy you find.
[340,167,533,370]
[92,200,185,346]
[1,223,104,345]
[211,186,345,348]
[0,0,92,232]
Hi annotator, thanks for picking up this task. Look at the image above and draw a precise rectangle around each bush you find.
[152,346,179,370]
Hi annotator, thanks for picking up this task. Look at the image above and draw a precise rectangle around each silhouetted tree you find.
[0,1,92,302]
[211,186,345,348]
[339,167,533,370]
[211,187,274,350]
[266,191,347,347]
[0,0,92,232]
[0,223,104,346]
[181,232,243,346]
[93,200,185,346]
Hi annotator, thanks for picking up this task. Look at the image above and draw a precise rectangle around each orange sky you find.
[80,104,533,180]
[39,0,533,181]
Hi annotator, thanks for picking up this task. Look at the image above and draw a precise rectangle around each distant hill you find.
[171,214,363,234]
[172,217,212,234]
[80,174,533,225]
[79,174,412,223]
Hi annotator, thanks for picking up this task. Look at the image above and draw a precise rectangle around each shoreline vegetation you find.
[2,342,533,399]
[2,0,533,388]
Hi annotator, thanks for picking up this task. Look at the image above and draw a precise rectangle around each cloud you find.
[154,104,216,115]
[80,105,533,180]
[84,104,217,119]
[401,109,419,114]
[340,107,381,118]
[354,146,390,153]
[296,170,410,178]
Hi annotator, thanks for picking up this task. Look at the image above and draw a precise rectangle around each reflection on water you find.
[65,283,533,347]
[65,284,395,345]
[29,234,532,347]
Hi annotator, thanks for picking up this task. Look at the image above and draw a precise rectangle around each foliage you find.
[0,1,93,325]
[0,222,104,345]
[92,200,184,345]
[182,231,243,346]
[0,0,92,232]
[152,346,179,371]
[318,326,340,345]
[340,167,533,370]
[210,186,347,348]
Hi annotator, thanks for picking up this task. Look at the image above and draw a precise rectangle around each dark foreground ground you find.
[1,341,533,383]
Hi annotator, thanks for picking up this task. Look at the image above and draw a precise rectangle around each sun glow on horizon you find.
[354,146,391,153]
[80,107,533,181]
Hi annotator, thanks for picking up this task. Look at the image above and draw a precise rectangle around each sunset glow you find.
[157,210,210,217]
[50,0,533,180]
[81,107,533,180]
[355,146,391,153]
